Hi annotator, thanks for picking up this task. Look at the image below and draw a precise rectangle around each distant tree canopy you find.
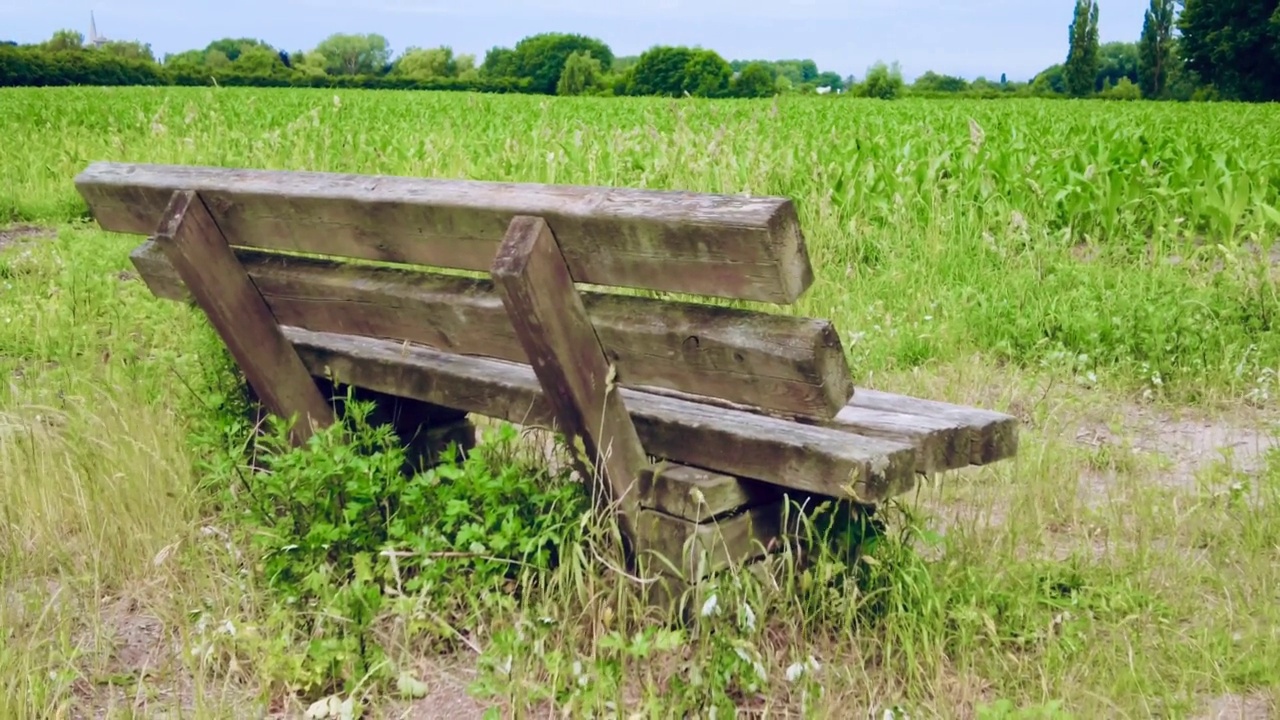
[313,33,391,75]
[1095,41,1138,92]
[205,37,273,62]
[731,62,776,98]
[860,61,904,99]
[394,47,463,79]
[625,46,733,97]
[4,6,1275,103]
[913,71,970,93]
[482,32,614,95]
[556,50,603,96]
[1177,0,1280,102]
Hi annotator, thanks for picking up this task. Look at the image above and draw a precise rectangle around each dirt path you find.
[0,223,53,252]
[1075,401,1278,498]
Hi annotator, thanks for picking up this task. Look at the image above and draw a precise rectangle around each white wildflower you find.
[700,594,718,617]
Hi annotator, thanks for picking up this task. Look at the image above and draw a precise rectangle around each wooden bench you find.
[74,161,1018,605]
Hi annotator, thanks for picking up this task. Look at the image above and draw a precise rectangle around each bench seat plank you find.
[283,327,919,505]
[845,388,1019,465]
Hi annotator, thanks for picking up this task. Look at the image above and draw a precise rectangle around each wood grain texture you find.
[490,215,649,534]
[636,501,797,581]
[151,191,335,445]
[636,463,783,521]
[283,328,919,505]
[76,161,814,303]
[828,405,972,474]
[847,388,1018,465]
[126,238,854,418]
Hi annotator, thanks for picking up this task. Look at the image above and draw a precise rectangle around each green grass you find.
[2,86,1279,718]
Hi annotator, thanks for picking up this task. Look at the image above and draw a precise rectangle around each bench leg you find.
[632,462,841,617]
[491,215,650,552]
[152,190,336,446]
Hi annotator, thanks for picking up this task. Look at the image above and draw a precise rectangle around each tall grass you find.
[2,87,1279,717]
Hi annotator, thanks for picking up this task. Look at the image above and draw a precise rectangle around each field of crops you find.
[2,86,1280,717]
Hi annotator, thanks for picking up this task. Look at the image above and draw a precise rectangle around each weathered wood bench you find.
[74,161,1018,606]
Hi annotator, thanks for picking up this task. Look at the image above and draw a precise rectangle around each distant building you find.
[88,12,109,48]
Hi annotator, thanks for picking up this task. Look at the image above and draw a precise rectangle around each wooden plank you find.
[637,382,978,476]
[637,463,782,521]
[126,238,854,419]
[282,328,919,505]
[828,405,972,474]
[636,501,796,581]
[152,191,335,445]
[847,388,1018,465]
[490,215,649,538]
[76,161,814,304]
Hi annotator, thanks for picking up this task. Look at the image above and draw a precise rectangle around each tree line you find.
[1044,0,1277,102]
[2,0,1276,102]
[0,30,861,99]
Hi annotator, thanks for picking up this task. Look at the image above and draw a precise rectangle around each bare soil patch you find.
[1077,402,1278,496]
[0,223,54,252]
[1195,692,1275,720]
[396,657,496,719]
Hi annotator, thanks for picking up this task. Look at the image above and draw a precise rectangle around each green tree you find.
[313,33,391,75]
[1095,41,1139,91]
[205,38,273,62]
[627,46,696,96]
[1164,37,1202,100]
[556,50,602,95]
[682,49,732,97]
[234,45,286,75]
[625,46,732,98]
[1064,0,1101,96]
[913,70,969,93]
[43,30,84,52]
[501,33,613,94]
[205,49,232,70]
[481,46,518,77]
[293,51,329,78]
[860,61,904,99]
[455,53,477,77]
[1178,0,1280,101]
[731,62,776,97]
[1032,63,1067,94]
[771,58,818,85]
[814,70,845,91]
[100,40,155,62]
[395,47,456,78]
[1138,0,1176,99]
[163,49,206,69]
[1099,76,1142,99]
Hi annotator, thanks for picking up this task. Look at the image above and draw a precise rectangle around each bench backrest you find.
[75,161,855,421]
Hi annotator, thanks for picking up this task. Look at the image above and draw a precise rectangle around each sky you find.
[1,0,1153,82]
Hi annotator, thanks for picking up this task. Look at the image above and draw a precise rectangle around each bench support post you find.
[491,215,648,548]
[153,190,336,446]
